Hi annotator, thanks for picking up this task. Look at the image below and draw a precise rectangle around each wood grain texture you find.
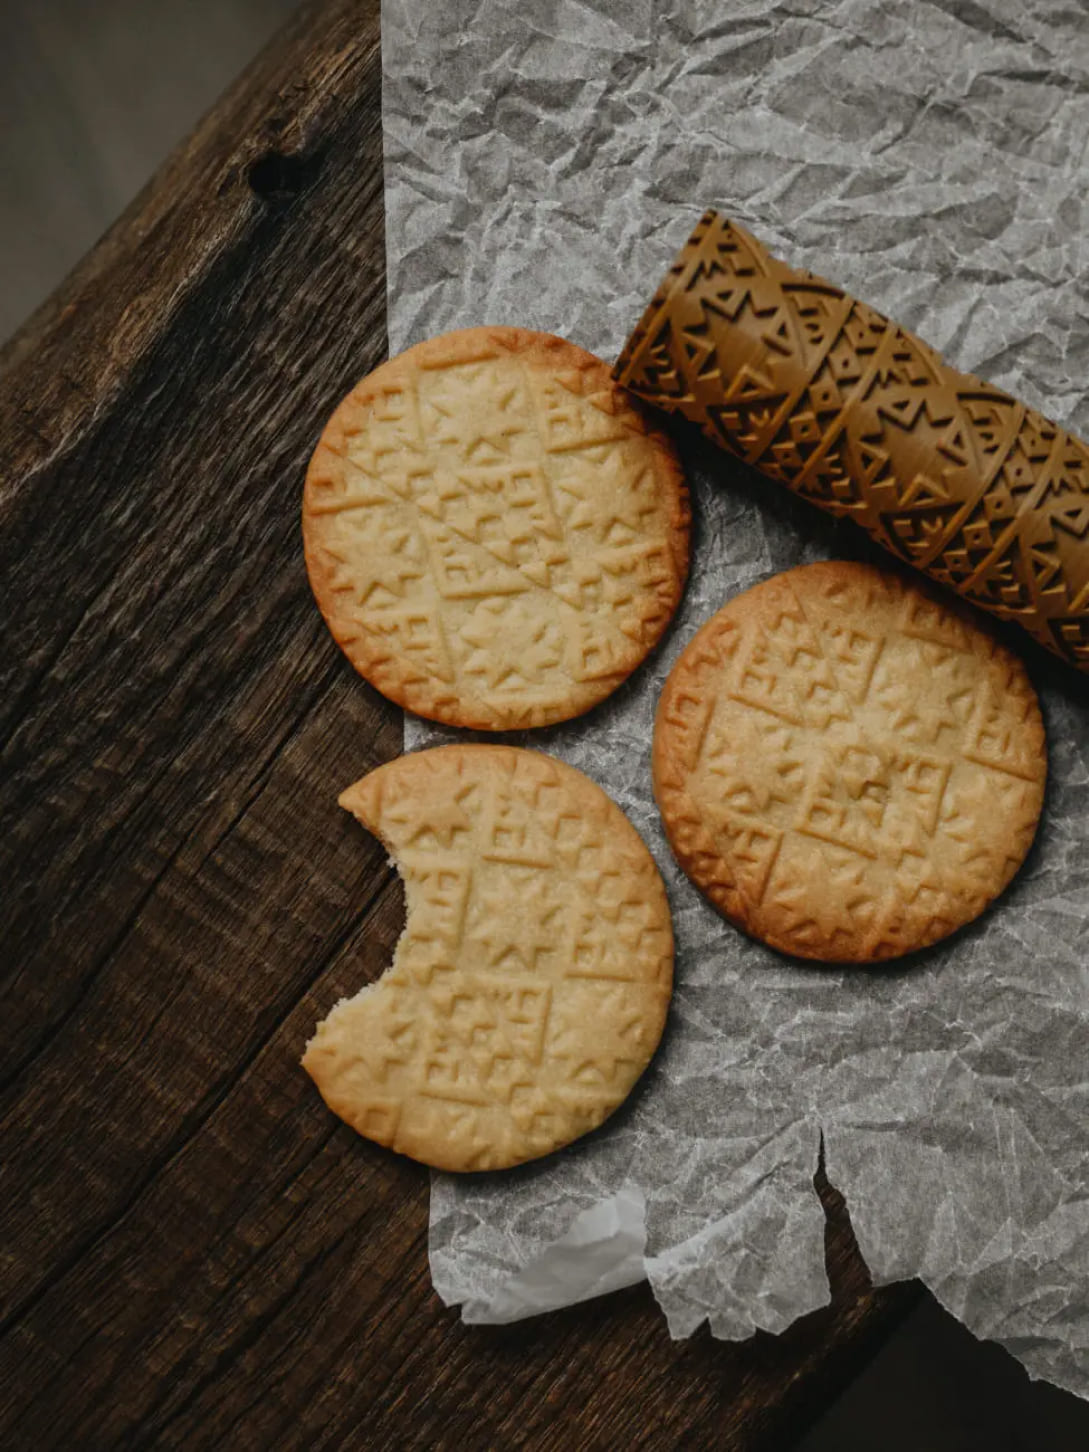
[0,0,919,1445]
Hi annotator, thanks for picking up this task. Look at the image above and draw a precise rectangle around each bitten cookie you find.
[654,561,1046,963]
[303,327,690,730]
[303,745,674,1172]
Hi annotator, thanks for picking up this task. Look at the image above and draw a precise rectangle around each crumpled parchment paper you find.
[381,0,1089,1395]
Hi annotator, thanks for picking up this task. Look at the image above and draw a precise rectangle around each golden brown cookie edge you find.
[304,742,675,1170]
[653,560,1047,964]
[302,328,691,730]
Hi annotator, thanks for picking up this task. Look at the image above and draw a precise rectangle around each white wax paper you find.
[381,0,1089,1395]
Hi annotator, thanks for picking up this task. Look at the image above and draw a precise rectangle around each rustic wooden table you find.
[0,0,921,1444]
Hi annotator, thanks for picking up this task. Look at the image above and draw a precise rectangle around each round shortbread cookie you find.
[303,327,690,730]
[654,561,1046,963]
[303,745,674,1171]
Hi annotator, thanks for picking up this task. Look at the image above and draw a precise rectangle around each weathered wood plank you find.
[0,0,919,1445]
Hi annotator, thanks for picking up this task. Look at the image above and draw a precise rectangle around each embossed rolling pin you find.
[613,209,1089,670]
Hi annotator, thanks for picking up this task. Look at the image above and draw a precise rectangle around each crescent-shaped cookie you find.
[303,745,674,1171]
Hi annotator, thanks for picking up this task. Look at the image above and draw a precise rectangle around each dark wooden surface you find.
[0,0,921,1445]
[798,1291,1089,1452]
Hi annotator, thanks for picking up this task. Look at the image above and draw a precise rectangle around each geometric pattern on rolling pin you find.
[615,210,1089,668]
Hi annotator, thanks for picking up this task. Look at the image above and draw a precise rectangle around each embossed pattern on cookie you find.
[654,561,1046,962]
[303,745,674,1171]
[304,327,690,729]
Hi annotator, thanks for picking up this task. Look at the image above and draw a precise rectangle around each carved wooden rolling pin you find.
[614,209,1089,670]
